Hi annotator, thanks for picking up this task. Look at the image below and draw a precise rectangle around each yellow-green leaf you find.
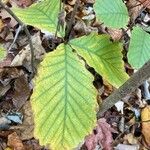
[70,33,129,88]
[128,26,150,69]
[94,0,129,28]
[31,44,97,150]
[12,0,64,36]
[0,44,6,60]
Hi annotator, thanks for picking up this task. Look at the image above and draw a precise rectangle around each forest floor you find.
[0,0,150,150]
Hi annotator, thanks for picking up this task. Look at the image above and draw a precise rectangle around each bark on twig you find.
[0,1,35,76]
[97,60,150,118]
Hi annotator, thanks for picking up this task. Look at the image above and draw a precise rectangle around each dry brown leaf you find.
[0,54,14,68]
[107,28,123,41]
[127,0,143,22]
[0,19,5,32]
[85,118,117,150]
[124,133,138,145]
[11,101,34,140]
[141,105,150,147]
[0,9,17,28]
[7,132,25,150]
[12,75,31,109]
[10,0,33,7]
[139,0,150,9]
[20,101,34,140]
[11,32,45,71]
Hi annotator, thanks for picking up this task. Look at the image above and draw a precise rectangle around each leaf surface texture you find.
[31,44,97,150]
[70,33,129,87]
[94,0,129,28]
[128,27,150,69]
[12,0,63,35]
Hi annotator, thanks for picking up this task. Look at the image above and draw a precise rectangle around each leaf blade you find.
[12,0,63,36]
[70,33,129,88]
[31,44,97,149]
[128,26,150,69]
[94,0,129,28]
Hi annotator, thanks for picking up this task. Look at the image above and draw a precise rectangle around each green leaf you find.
[0,44,6,60]
[70,33,129,88]
[31,44,97,150]
[12,0,64,36]
[94,0,129,28]
[128,27,150,69]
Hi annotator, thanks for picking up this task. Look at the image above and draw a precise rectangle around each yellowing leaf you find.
[31,44,97,150]
[12,0,64,36]
[141,106,150,146]
[94,0,129,28]
[70,33,129,88]
[128,27,150,69]
[0,44,6,61]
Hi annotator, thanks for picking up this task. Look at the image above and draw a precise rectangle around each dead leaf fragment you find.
[127,0,143,22]
[7,132,25,150]
[141,105,150,147]
[0,9,17,28]
[85,118,117,150]
[12,75,31,109]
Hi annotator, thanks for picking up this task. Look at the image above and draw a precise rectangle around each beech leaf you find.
[31,43,97,150]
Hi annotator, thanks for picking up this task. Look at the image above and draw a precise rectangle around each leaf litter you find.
[0,0,150,149]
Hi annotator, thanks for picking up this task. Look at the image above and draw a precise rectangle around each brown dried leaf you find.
[11,32,45,71]
[85,118,117,150]
[0,19,5,32]
[7,132,25,150]
[139,0,150,9]
[12,75,31,109]
[107,28,123,41]
[0,9,17,28]
[11,101,34,140]
[127,0,143,22]
[10,0,33,7]
[141,105,150,147]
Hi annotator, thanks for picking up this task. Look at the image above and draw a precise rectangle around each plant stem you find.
[0,1,35,77]
[97,60,150,118]
[65,0,79,42]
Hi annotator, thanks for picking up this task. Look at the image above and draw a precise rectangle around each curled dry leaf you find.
[85,118,117,150]
[11,32,45,71]
[126,0,143,22]
[141,105,150,147]
[7,132,25,150]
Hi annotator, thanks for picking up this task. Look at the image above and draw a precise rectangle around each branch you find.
[0,1,35,76]
[97,60,150,118]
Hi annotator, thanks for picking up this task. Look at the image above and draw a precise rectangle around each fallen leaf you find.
[115,144,139,150]
[7,132,25,150]
[11,32,45,72]
[0,19,5,32]
[12,75,31,109]
[141,105,150,147]
[127,0,143,22]
[10,101,34,140]
[85,118,117,150]
[0,9,17,28]
[124,133,138,145]
[139,0,150,9]
[18,101,34,140]
[107,28,123,41]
